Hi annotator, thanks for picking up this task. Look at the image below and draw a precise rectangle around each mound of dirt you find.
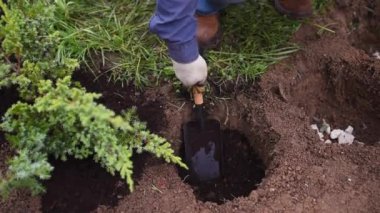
[1,0,379,212]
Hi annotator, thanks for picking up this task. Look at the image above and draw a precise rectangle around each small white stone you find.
[319,120,331,134]
[326,126,331,135]
[330,129,343,139]
[355,141,365,146]
[325,139,332,144]
[318,132,324,141]
[373,51,380,60]
[310,124,319,131]
[345,125,354,134]
[338,132,355,145]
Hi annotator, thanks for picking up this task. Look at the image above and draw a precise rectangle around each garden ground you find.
[1,0,380,212]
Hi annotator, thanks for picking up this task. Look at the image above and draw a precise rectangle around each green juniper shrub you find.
[0,77,186,197]
[0,1,78,100]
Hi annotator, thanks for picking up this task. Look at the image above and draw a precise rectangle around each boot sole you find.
[273,0,313,19]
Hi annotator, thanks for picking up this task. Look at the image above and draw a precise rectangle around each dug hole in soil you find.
[1,0,380,212]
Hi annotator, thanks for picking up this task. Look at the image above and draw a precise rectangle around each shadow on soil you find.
[0,87,19,117]
[41,154,149,212]
[42,158,127,212]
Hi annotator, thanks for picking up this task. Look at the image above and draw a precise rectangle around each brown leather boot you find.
[196,14,221,49]
[274,0,313,19]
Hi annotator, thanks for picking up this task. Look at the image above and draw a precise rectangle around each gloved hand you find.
[172,55,208,87]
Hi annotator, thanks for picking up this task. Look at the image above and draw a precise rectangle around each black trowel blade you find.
[183,119,222,182]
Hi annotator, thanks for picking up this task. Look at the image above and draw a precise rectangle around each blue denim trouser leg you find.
[197,0,245,15]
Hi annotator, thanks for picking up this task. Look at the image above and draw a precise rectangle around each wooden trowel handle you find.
[192,86,205,105]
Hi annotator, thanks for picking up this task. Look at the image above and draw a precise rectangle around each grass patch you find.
[54,0,171,87]
[53,0,331,88]
[206,1,301,86]
[206,0,332,86]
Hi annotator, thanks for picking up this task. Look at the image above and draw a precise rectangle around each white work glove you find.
[172,55,208,87]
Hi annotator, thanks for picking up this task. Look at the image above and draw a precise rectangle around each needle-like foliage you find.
[0,0,79,100]
[0,77,186,197]
[0,0,186,198]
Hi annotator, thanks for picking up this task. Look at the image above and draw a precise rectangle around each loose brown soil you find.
[1,0,380,212]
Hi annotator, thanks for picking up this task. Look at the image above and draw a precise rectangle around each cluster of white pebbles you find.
[311,120,355,145]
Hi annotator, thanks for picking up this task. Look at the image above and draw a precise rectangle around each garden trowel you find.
[183,86,222,182]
